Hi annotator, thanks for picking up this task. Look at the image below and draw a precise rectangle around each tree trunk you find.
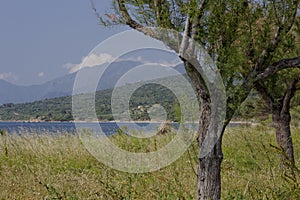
[197,138,223,200]
[185,63,224,200]
[255,80,297,170]
[272,111,295,168]
[196,96,224,200]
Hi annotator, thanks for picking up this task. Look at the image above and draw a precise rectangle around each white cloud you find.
[124,56,143,63]
[64,53,115,73]
[64,53,182,74]
[125,57,181,67]
[38,72,44,77]
[0,72,16,81]
[158,59,182,67]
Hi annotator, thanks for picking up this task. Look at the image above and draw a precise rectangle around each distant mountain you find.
[0,80,43,105]
[0,73,75,105]
[0,61,185,105]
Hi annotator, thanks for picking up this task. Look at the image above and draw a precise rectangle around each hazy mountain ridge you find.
[0,61,185,105]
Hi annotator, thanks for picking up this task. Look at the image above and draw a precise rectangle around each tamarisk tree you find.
[255,14,300,169]
[93,0,300,199]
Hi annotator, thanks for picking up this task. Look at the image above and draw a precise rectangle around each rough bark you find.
[197,139,223,200]
[272,110,295,167]
[255,80,297,168]
[197,101,223,200]
[185,63,223,200]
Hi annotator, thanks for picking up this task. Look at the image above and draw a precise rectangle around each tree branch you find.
[180,0,208,62]
[90,0,119,26]
[254,82,275,108]
[116,0,180,52]
[192,0,209,34]
[190,0,209,53]
[256,56,300,81]
[226,57,300,123]
[152,0,176,29]
[117,0,147,30]
[255,1,299,71]
[179,14,191,58]
[281,77,300,115]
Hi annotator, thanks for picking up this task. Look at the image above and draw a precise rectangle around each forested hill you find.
[0,75,279,122]
[0,79,185,122]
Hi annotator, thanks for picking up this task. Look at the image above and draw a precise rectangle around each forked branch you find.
[256,56,300,81]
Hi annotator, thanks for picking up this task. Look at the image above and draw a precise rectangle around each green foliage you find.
[234,91,270,121]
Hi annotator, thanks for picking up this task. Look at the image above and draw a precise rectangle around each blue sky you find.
[0,0,128,85]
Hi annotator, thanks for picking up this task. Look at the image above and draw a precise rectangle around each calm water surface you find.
[0,121,245,135]
[0,121,179,135]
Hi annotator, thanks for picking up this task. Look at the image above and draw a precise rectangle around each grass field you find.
[0,125,299,199]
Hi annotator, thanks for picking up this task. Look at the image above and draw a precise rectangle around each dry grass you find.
[0,126,299,199]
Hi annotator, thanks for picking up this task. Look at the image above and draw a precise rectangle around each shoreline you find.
[0,120,176,123]
[0,120,258,126]
[0,120,114,123]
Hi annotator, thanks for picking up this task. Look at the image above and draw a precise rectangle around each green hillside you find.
[2,76,294,123]
[0,81,183,122]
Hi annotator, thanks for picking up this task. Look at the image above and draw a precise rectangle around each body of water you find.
[0,121,250,135]
[0,121,179,135]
